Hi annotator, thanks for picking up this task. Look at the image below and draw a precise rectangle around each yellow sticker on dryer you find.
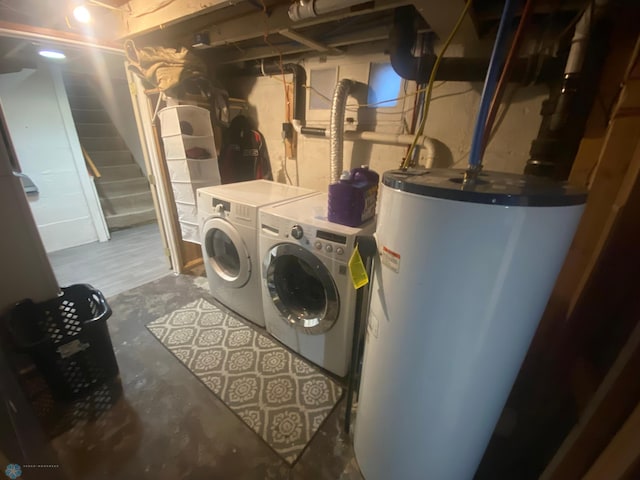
[348,244,369,289]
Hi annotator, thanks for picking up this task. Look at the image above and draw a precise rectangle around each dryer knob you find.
[291,224,304,240]
[214,204,225,215]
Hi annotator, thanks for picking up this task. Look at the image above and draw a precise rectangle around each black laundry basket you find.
[8,284,119,401]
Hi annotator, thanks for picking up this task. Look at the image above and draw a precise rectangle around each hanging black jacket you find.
[219,115,272,184]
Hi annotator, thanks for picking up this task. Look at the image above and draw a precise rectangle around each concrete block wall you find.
[233,50,548,193]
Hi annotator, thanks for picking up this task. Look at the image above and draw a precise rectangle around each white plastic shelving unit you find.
[158,105,221,244]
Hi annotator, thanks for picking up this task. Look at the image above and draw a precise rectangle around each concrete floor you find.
[47,272,362,480]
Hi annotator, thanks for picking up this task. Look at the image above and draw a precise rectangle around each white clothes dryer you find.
[197,180,316,326]
[258,193,376,377]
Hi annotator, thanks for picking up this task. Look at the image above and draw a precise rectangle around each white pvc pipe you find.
[564,0,609,74]
[291,119,437,168]
[288,0,370,21]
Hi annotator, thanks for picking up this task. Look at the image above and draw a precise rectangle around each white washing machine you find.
[259,193,376,377]
[197,180,316,326]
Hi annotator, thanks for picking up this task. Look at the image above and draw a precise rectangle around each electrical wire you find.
[302,82,448,113]
[257,0,294,184]
[481,0,535,156]
[282,140,294,185]
[259,1,290,147]
[405,32,429,166]
[401,0,472,169]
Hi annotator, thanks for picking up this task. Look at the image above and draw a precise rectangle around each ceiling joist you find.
[279,29,341,54]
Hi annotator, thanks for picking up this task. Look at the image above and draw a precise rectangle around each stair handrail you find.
[81,146,101,178]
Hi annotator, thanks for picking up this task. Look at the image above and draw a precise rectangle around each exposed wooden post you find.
[583,400,640,480]
[541,315,640,479]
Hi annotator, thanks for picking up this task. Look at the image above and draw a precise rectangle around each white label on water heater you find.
[381,246,401,273]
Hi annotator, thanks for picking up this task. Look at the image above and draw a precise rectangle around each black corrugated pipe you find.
[243,62,306,123]
[525,2,611,179]
[389,6,560,84]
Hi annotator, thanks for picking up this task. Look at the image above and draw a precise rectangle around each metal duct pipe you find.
[389,6,560,84]
[330,79,354,183]
[243,62,307,123]
[288,0,370,22]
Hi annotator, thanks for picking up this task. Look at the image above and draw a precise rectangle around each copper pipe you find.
[480,0,536,155]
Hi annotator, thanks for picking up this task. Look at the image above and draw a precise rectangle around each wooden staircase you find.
[63,74,156,230]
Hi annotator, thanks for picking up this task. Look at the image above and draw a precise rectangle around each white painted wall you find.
[235,49,548,192]
[0,63,108,253]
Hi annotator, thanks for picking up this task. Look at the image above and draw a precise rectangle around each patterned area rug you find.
[147,298,342,464]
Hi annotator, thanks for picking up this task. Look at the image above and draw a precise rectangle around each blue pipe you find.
[468,0,520,168]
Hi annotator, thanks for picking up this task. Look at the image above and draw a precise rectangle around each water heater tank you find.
[354,168,586,480]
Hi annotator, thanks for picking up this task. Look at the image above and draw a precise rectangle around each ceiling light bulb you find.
[38,50,66,60]
[73,5,91,23]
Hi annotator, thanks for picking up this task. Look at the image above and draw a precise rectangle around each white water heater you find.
[354,169,586,480]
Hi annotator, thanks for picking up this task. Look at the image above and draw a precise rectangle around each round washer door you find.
[202,217,251,288]
[264,243,339,335]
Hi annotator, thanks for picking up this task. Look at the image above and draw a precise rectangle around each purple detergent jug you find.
[328,166,379,227]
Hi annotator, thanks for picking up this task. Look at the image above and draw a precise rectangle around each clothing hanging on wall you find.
[219,115,272,183]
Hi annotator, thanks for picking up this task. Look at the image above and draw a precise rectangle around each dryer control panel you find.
[260,214,358,262]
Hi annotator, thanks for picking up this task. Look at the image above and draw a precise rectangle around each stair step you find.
[71,108,111,123]
[100,190,154,216]
[68,95,103,110]
[80,136,128,151]
[88,150,135,166]
[64,83,96,97]
[105,208,156,230]
[96,177,149,196]
[97,163,142,181]
[76,123,119,138]
[64,73,126,86]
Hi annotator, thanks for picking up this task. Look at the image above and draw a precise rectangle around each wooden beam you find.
[214,26,390,64]
[0,20,123,53]
[568,28,640,187]
[583,400,640,480]
[126,69,172,269]
[541,314,640,479]
[278,29,341,53]
[130,75,184,272]
[532,35,640,351]
[203,1,404,48]
[567,122,640,319]
[121,0,247,38]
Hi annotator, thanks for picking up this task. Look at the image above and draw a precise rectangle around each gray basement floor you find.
[42,273,362,480]
[48,222,170,298]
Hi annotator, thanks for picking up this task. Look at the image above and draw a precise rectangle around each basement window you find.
[368,63,402,108]
[309,68,337,110]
